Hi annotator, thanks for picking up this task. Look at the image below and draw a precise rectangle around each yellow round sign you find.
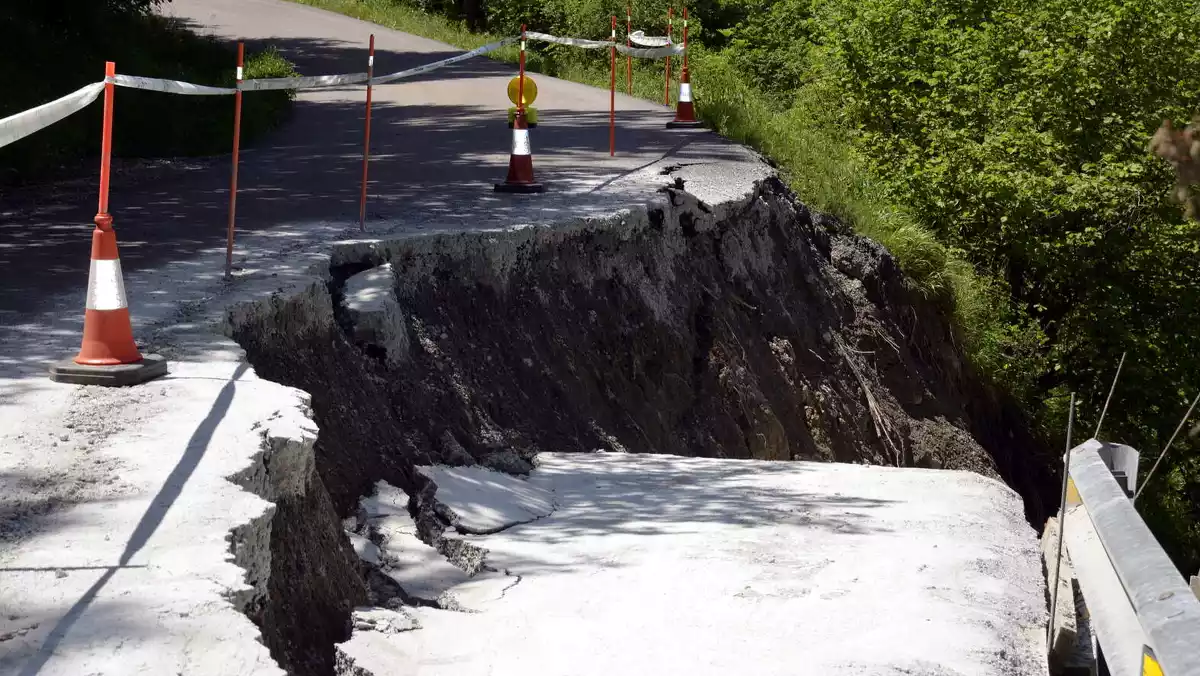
[507,75,538,106]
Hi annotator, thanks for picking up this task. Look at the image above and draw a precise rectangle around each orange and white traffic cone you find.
[494,107,545,194]
[77,214,141,366]
[495,27,545,194]
[48,213,167,386]
[666,65,703,129]
[667,8,704,130]
[49,61,166,386]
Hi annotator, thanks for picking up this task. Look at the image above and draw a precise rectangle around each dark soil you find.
[227,175,1058,675]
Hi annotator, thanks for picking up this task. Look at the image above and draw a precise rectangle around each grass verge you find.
[284,0,1017,380]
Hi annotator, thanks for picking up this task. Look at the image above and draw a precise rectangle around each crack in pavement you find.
[495,568,523,600]
[449,499,560,536]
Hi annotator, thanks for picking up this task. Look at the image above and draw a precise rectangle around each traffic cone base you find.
[50,353,168,387]
[494,181,545,194]
[495,112,545,194]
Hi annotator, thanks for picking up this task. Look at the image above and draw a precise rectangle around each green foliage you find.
[0,5,296,185]
[729,0,1200,571]
[692,49,1042,390]
[721,0,815,101]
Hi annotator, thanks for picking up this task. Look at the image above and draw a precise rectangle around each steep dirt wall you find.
[332,177,1054,518]
[224,176,1057,674]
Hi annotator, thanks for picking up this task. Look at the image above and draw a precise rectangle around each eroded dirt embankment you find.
[224,176,1057,675]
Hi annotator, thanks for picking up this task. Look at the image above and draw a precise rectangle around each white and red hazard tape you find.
[0,31,685,151]
[629,30,671,47]
[524,31,683,58]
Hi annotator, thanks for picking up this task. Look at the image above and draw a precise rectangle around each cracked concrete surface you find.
[0,1,1055,673]
[0,18,768,676]
[336,453,1048,676]
[347,473,554,615]
[416,466,555,535]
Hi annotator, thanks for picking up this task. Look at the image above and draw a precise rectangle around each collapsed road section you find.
[223,175,1059,675]
[337,454,1047,676]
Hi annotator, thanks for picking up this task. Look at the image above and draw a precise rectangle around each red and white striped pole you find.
[626,4,633,95]
[225,42,244,280]
[663,7,673,106]
[683,6,689,72]
[76,61,141,366]
[97,62,116,235]
[518,25,526,117]
[51,60,167,385]
[359,33,375,232]
[666,6,703,128]
[610,15,617,157]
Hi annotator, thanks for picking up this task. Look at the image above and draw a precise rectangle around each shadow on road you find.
[12,362,248,676]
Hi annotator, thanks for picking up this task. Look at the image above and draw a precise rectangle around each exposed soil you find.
[226,175,1057,675]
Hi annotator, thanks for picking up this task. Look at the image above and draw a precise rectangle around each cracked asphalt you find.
[0,0,766,320]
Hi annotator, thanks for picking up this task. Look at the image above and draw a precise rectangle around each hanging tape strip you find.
[0,81,105,150]
[371,37,516,85]
[240,71,369,91]
[629,31,671,47]
[111,74,237,95]
[524,32,609,50]
[527,31,682,57]
[0,29,675,152]
[617,42,682,58]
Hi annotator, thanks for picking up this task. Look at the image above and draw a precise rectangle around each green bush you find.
[0,6,296,185]
[728,0,1200,570]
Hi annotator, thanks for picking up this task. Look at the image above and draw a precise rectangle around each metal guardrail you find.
[1062,439,1200,676]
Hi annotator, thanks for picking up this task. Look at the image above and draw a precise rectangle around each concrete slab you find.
[0,355,302,676]
[341,264,408,363]
[339,453,1049,676]
[416,465,555,534]
[354,479,514,606]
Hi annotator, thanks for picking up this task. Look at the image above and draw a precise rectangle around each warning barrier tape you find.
[0,30,683,151]
[526,31,683,58]
[618,42,683,58]
[525,31,611,50]
[240,71,370,92]
[371,37,516,85]
[0,82,105,150]
[629,31,671,47]
[110,74,237,95]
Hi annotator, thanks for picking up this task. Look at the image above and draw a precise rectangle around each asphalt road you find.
[0,0,761,320]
